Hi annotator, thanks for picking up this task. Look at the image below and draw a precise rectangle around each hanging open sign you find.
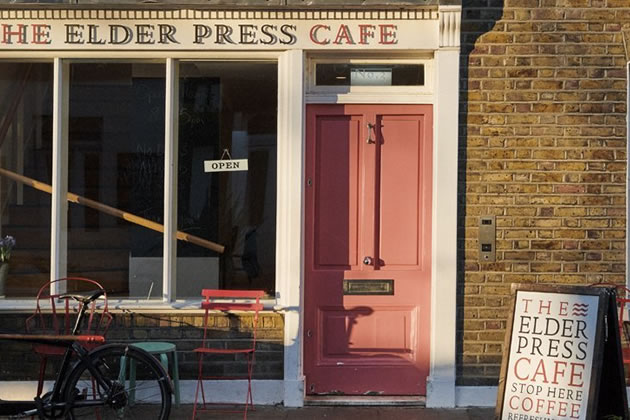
[204,159,248,172]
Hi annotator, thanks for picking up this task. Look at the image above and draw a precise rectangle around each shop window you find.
[68,62,166,298]
[176,61,277,297]
[0,60,277,300]
[0,62,53,297]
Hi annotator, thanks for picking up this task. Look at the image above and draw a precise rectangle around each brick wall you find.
[459,0,629,385]
[0,311,283,381]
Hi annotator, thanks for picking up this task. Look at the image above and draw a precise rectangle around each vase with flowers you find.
[0,235,15,298]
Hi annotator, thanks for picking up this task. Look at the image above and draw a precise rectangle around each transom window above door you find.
[306,56,433,101]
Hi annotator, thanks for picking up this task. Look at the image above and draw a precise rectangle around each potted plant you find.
[0,235,15,298]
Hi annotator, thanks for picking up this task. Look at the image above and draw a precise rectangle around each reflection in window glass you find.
[0,63,53,297]
[68,63,165,298]
[316,64,424,86]
[177,61,277,297]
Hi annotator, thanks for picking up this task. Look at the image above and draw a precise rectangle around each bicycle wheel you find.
[63,343,172,420]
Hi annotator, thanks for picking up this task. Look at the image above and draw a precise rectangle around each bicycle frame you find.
[0,291,106,418]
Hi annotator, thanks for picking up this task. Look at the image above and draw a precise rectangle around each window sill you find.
[0,298,284,313]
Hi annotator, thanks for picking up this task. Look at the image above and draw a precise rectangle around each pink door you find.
[304,104,433,396]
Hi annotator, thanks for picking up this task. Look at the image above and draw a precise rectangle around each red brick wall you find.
[459,0,629,385]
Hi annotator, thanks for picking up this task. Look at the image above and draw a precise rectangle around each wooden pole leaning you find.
[0,167,225,254]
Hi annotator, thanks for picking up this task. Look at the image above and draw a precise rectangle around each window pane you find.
[0,62,53,297]
[68,62,165,298]
[316,64,424,86]
[177,61,277,298]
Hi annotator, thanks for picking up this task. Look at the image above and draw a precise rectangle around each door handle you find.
[363,256,373,265]
[366,123,375,144]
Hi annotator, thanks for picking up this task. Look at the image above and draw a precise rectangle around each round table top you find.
[131,341,176,353]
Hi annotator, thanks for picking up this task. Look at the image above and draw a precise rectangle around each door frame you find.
[303,103,434,396]
[298,44,461,406]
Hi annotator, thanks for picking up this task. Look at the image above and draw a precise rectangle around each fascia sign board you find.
[0,11,439,50]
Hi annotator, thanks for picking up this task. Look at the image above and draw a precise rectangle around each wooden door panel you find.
[319,306,415,361]
[313,115,360,269]
[379,115,422,268]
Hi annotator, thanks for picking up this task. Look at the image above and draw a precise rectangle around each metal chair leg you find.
[36,357,47,398]
[192,354,204,420]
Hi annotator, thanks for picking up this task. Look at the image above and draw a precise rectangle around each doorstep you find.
[304,395,426,406]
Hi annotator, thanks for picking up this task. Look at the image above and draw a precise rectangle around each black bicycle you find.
[0,290,172,419]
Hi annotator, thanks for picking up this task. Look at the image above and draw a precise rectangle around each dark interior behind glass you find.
[68,62,166,298]
[0,62,53,297]
[0,60,278,299]
[177,62,277,297]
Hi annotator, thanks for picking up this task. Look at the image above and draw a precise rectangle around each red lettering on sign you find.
[309,23,398,46]
[522,298,532,313]
[546,400,556,415]
[559,301,568,316]
[309,24,330,45]
[558,401,568,417]
[32,24,51,44]
[568,362,584,387]
[513,357,585,387]
[538,300,552,315]
[552,361,566,385]
[359,24,375,44]
[3,24,27,44]
[531,358,549,383]
[514,357,530,380]
[379,24,397,44]
[570,402,580,418]
[333,24,354,45]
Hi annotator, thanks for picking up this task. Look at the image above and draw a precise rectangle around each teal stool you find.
[127,342,181,406]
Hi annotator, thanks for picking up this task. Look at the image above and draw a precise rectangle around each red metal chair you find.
[591,283,630,367]
[25,277,112,397]
[192,289,264,420]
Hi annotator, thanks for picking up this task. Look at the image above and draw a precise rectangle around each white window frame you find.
[0,51,289,309]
